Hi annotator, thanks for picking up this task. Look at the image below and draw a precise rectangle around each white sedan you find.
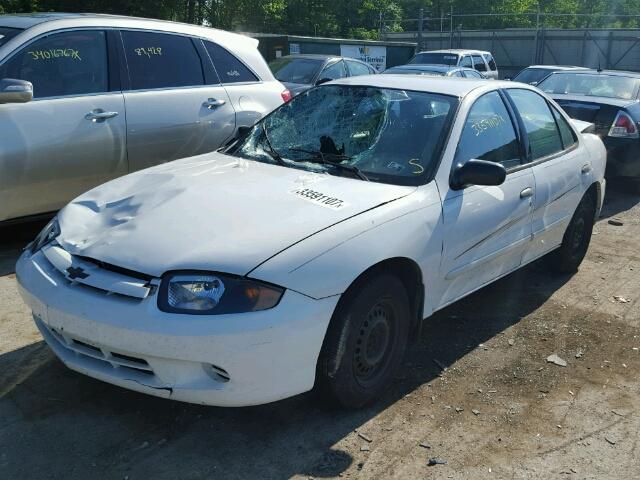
[16,76,606,408]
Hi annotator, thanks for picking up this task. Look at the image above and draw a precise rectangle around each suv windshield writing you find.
[229,85,457,186]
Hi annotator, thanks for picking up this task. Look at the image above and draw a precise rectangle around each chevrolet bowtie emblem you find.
[66,266,89,280]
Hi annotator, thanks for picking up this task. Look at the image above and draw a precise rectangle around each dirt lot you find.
[1,181,638,480]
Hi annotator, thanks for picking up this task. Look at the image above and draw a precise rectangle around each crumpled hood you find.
[56,152,415,278]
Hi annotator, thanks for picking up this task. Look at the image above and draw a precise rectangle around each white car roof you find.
[418,49,491,56]
[330,74,508,98]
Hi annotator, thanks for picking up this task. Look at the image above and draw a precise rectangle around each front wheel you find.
[549,191,596,273]
[316,274,411,408]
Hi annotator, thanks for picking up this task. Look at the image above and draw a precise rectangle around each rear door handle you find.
[85,109,118,122]
[202,98,226,109]
[581,164,592,174]
[520,187,534,199]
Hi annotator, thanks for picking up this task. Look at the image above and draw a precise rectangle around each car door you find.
[505,88,584,263]
[0,29,126,222]
[436,90,534,308]
[472,54,489,76]
[120,30,235,172]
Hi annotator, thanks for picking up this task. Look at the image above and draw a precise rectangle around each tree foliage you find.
[1,0,639,38]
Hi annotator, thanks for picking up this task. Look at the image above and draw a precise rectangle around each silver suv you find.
[409,49,499,80]
[0,13,289,223]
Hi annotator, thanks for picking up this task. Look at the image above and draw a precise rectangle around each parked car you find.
[383,64,486,79]
[269,54,377,97]
[0,13,289,224]
[17,76,605,408]
[408,49,499,79]
[510,65,588,85]
[538,69,640,182]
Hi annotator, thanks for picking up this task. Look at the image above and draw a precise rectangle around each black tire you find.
[549,191,596,274]
[316,274,411,408]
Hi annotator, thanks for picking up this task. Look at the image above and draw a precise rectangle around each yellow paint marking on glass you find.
[28,49,81,61]
[471,114,506,137]
[134,47,163,58]
[409,158,424,175]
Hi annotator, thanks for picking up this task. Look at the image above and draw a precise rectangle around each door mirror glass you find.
[450,159,506,190]
[0,78,33,104]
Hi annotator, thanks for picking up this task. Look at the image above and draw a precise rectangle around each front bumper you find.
[16,249,339,407]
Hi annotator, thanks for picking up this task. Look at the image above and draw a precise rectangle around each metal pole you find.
[417,8,424,51]
[532,4,540,64]
[449,6,453,49]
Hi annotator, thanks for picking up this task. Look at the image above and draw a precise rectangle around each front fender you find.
[250,185,443,303]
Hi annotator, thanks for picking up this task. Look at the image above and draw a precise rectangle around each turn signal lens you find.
[608,111,639,138]
[281,89,293,103]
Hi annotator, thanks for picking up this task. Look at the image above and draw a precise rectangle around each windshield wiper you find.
[262,124,286,166]
[287,147,369,181]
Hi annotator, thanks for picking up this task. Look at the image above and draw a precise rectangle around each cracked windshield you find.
[231,85,457,185]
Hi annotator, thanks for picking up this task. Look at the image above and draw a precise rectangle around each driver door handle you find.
[520,187,534,199]
[85,109,118,122]
[203,98,226,109]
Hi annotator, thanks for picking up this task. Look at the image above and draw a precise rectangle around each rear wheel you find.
[549,191,596,273]
[316,274,411,408]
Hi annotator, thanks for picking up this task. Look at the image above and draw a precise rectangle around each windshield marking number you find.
[290,188,348,210]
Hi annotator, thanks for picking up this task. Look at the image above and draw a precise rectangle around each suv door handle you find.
[520,187,534,199]
[85,109,118,122]
[203,98,226,109]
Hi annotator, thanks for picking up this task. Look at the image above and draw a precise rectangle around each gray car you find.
[269,54,377,97]
[0,13,289,224]
[382,64,486,78]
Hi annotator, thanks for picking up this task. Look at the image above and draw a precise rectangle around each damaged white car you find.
[17,76,606,408]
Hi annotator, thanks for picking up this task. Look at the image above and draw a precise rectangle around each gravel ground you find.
[0,180,638,480]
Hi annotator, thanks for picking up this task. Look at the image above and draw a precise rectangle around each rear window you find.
[513,68,554,85]
[485,54,497,71]
[539,73,640,100]
[269,57,323,84]
[0,27,23,48]
[409,52,459,65]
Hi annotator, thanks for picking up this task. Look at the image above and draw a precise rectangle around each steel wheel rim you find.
[353,300,395,388]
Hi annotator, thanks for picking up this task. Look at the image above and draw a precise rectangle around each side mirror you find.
[504,76,512,81]
[450,159,506,190]
[315,77,332,86]
[0,78,33,104]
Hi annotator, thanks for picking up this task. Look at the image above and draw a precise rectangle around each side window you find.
[485,54,497,71]
[464,70,482,78]
[203,41,258,84]
[551,104,578,149]
[320,60,347,81]
[507,89,564,160]
[472,55,487,72]
[452,70,463,77]
[121,31,204,90]
[368,65,377,74]
[459,55,473,68]
[0,30,108,98]
[346,60,371,77]
[455,91,521,169]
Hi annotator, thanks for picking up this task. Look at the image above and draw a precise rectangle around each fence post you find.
[605,30,613,68]
[417,8,424,51]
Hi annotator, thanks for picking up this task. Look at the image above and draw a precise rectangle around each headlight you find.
[29,217,60,253]
[158,271,284,315]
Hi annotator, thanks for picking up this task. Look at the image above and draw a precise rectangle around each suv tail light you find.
[608,111,639,138]
[281,89,293,103]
